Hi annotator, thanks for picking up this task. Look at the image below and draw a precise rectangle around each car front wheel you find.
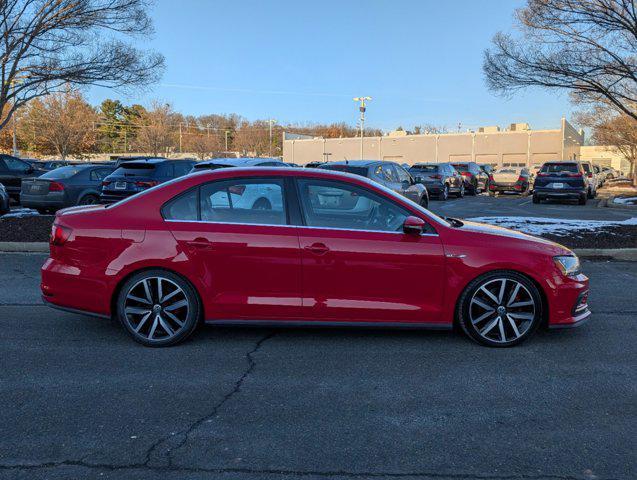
[117,270,201,347]
[457,271,542,347]
[439,184,449,201]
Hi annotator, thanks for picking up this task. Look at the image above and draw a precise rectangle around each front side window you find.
[297,179,410,233]
[394,165,411,183]
[200,179,286,225]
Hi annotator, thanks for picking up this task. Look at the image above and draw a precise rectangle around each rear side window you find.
[90,169,112,181]
[40,166,82,179]
[163,189,198,221]
[200,179,286,226]
[541,163,579,173]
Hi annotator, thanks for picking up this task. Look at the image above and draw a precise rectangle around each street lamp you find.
[353,97,371,159]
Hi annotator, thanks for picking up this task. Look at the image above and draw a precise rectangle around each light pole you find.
[225,130,229,152]
[268,119,277,157]
[10,79,24,157]
[353,97,371,159]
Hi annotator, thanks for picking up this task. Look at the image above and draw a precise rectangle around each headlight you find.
[554,255,581,276]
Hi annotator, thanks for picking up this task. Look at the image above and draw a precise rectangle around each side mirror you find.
[403,216,425,235]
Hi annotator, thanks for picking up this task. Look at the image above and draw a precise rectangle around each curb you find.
[1,242,636,260]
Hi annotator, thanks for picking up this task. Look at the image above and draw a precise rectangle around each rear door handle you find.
[186,238,213,250]
[304,242,329,255]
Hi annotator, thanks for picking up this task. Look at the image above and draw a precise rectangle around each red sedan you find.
[41,168,590,347]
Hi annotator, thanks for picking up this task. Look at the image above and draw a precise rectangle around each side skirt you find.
[204,319,453,330]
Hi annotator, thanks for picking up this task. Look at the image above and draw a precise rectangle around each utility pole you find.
[353,97,371,159]
[179,123,183,153]
[268,119,277,157]
[225,130,229,152]
[10,80,21,156]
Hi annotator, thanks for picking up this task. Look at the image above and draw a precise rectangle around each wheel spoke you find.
[508,300,534,308]
[480,317,500,336]
[472,309,495,325]
[165,299,188,312]
[142,279,153,303]
[164,310,185,327]
[479,286,500,305]
[507,283,521,307]
[508,312,534,321]
[506,314,521,338]
[157,278,163,305]
[158,316,175,336]
[497,318,507,342]
[471,298,495,312]
[148,316,159,339]
[134,311,152,332]
[160,288,180,304]
[497,279,507,304]
[126,307,151,315]
[126,294,151,305]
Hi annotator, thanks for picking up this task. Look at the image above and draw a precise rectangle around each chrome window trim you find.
[163,219,438,236]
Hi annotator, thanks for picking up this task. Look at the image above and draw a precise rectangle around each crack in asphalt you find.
[143,330,277,468]
[0,462,615,480]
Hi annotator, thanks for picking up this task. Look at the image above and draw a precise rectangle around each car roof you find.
[322,160,393,167]
[196,157,284,167]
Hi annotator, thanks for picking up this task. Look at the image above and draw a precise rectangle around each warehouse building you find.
[283,118,584,167]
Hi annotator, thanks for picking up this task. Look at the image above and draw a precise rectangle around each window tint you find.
[297,179,409,233]
[163,189,198,221]
[3,157,30,172]
[409,165,438,173]
[394,165,411,183]
[541,163,579,174]
[156,163,174,178]
[174,162,193,176]
[90,169,112,181]
[321,165,369,177]
[200,179,286,225]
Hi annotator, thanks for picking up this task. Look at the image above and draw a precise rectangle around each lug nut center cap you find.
[152,304,161,314]
[497,306,506,315]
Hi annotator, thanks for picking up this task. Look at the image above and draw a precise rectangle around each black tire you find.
[532,194,540,204]
[252,198,272,210]
[420,195,429,209]
[578,194,587,205]
[456,184,465,198]
[116,269,201,347]
[468,180,477,196]
[439,184,449,201]
[457,271,543,348]
[78,194,99,205]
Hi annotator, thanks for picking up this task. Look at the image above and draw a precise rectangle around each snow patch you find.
[466,216,637,236]
[2,207,41,218]
[613,196,637,205]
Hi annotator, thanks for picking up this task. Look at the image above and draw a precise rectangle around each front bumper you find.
[546,272,591,328]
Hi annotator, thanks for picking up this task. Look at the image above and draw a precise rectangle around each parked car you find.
[479,164,495,176]
[0,182,10,215]
[579,161,598,198]
[305,161,326,168]
[0,154,47,201]
[450,161,489,195]
[408,163,464,200]
[592,165,605,187]
[28,160,79,171]
[601,166,617,180]
[319,160,429,208]
[532,161,590,205]
[20,164,116,213]
[190,157,287,173]
[100,159,195,204]
[114,156,165,168]
[42,167,590,348]
[488,167,532,195]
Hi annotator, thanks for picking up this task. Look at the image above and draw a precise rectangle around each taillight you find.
[430,174,442,180]
[134,181,159,188]
[489,175,495,182]
[460,171,471,177]
[102,180,111,187]
[567,173,583,178]
[517,176,525,183]
[50,224,72,246]
[587,172,593,178]
[48,181,65,192]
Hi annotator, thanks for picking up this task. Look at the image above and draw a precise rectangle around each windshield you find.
[40,166,83,179]
[193,163,231,170]
[541,163,579,174]
[409,165,438,173]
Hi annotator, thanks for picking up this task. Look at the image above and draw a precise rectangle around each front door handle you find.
[186,237,213,250]
[304,242,329,255]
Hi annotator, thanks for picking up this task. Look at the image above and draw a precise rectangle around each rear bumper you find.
[490,183,527,193]
[534,188,585,199]
[20,193,68,209]
[423,182,444,194]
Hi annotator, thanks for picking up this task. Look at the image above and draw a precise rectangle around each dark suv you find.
[319,160,429,208]
[450,161,489,195]
[408,163,464,200]
[0,154,47,201]
[100,158,195,204]
[532,161,590,205]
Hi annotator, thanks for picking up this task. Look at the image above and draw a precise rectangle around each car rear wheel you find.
[457,271,542,347]
[532,194,540,204]
[78,194,99,205]
[468,180,477,195]
[578,194,587,205]
[117,270,201,347]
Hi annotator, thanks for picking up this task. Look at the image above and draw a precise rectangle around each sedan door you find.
[294,178,446,325]
[165,177,303,321]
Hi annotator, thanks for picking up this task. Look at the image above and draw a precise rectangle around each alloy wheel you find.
[468,278,536,344]
[123,276,190,341]
[441,185,448,200]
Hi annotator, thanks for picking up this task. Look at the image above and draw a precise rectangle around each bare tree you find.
[483,0,637,121]
[0,0,164,132]
[21,88,97,159]
[184,130,222,160]
[132,102,177,156]
[576,105,637,181]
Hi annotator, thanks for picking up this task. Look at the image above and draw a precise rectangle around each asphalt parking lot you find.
[427,192,636,222]
[0,253,635,480]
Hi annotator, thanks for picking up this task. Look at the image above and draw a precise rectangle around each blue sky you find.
[87,0,575,132]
